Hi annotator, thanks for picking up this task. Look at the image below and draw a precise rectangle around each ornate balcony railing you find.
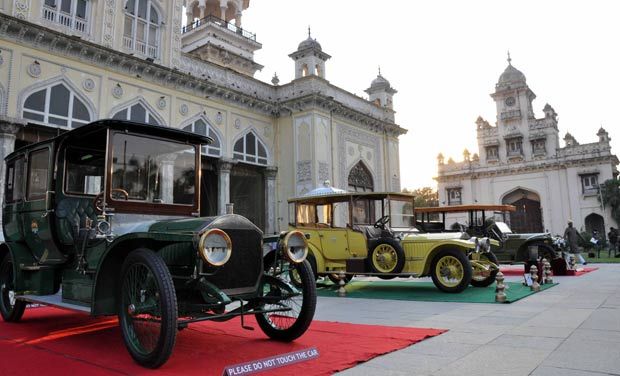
[42,4,88,33]
[182,15,256,41]
[123,36,158,59]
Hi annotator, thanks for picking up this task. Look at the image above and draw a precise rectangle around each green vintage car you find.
[0,120,316,368]
[277,191,498,293]
[416,205,559,263]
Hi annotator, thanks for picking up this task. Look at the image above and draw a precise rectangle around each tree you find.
[599,179,620,225]
[403,186,439,208]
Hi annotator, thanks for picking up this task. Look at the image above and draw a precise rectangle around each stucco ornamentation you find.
[27,61,41,77]
[82,78,95,92]
[296,160,311,182]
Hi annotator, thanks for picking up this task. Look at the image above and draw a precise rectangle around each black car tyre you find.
[256,255,316,341]
[0,253,26,322]
[366,238,405,279]
[470,252,499,288]
[430,249,472,293]
[327,273,353,284]
[535,243,556,261]
[118,248,178,369]
[306,253,319,281]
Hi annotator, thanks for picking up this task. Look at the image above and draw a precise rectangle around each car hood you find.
[145,214,262,236]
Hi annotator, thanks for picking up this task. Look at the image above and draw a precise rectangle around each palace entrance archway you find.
[501,188,543,233]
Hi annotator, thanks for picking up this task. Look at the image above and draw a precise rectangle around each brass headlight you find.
[198,229,232,267]
[281,230,308,263]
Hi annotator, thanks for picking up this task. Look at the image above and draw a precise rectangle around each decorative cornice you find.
[436,155,618,182]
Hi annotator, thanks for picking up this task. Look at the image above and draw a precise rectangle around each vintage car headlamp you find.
[198,229,232,267]
[280,230,308,263]
[480,237,491,251]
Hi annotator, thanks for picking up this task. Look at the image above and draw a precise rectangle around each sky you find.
[241,0,620,190]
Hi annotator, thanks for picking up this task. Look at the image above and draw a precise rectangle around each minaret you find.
[181,0,263,76]
[365,67,397,110]
[289,28,331,79]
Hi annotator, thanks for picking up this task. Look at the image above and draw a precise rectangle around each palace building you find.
[436,56,618,236]
[0,0,405,234]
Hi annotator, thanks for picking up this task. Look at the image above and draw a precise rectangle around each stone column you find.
[158,153,178,204]
[263,166,278,235]
[198,0,206,18]
[0,117,25,234]
[235,11,242,27]
[186,8,194,26]
[217,159,235,215]
[220,5,227,20]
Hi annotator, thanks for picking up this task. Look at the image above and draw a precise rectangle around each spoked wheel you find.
[470,252,499,288]
[119,249,178,369]
[256,254,316,341]
[430,249,472,293]
[0,253,26,322]
[366,238,405,280]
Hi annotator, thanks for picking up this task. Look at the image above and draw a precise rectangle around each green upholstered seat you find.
[55,198,98,246]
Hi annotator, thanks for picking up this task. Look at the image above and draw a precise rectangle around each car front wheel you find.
[256,254,316,341]
[118,248,178,368]
[366,238,405,279]
[0,253,26,322]
[430,249,472,293]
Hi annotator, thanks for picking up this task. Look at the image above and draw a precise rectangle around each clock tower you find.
[490,52,536,129]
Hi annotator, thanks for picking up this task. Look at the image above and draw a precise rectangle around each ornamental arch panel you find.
[348,160,374,192]
[232,129,269,166]
[181,114,223,157]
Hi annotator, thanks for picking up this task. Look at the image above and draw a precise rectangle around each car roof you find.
[415,204,516,213]
[7,119,213,159]
[288,192,415,205]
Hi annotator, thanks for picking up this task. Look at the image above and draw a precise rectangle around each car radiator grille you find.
[205,228,263,296]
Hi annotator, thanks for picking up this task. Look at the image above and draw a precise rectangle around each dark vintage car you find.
[0,120,316,368]
[415,204,559,263]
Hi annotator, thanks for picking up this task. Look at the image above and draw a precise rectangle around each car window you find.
[111,133,196,205]
[316,204,331,226]
[27,148,50,200]
[65,147,105,195]
[296,204,316,225]
[352,198,375,225]
[5,157,25,203]
[390,199,414,227]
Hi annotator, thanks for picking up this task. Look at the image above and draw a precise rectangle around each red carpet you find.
[0,307,445,375]
[500,265,598,276]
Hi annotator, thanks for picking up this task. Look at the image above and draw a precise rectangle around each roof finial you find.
[507,50,512,65]
[308,26,311,38]
[378,66,381,76]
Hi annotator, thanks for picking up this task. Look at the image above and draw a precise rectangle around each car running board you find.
[18,291,91,314]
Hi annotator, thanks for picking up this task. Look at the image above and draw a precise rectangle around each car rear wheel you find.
[118,249,178,369]
[366,238,405,279]
[0,253,26,322]
[470,252,499,287]
[256,254,316,341]
[430,249,472,293]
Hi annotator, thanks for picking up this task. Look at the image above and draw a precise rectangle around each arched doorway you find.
[585,213,605,239]
[501,188,543,233]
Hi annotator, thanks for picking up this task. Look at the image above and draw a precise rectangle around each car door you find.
[20,144,66,265]
[316,227,351,261]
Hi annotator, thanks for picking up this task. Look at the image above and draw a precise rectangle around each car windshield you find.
[495,221,512,234]
[111,133,196,205]
[389,198,414,228]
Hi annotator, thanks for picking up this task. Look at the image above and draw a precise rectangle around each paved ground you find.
[313,264,620,376]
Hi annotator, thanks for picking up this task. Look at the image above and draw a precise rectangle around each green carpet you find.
[317,281,557,304]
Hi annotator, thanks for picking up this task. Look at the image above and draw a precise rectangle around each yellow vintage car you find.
[285,191,498,293]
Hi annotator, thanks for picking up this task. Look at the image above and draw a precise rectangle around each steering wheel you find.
[374,215,391,229]
[94,189,129,213]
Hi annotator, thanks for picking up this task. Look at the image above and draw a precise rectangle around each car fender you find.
[0,242,39,292]
[516,235,554,261]
[418,240,475,276]
[91,233,176,316]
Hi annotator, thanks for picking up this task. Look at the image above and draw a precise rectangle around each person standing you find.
[609,227,619,257]
[564,221,587,265]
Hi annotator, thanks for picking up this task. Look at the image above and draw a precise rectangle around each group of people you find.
[563,221,619,265]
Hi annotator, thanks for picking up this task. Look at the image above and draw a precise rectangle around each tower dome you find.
[497,52,526,87]
[370,73,390,89]
[298,36,322,51]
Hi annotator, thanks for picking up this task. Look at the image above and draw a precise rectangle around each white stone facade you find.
[436,57,619,236]
[0,0,405,234]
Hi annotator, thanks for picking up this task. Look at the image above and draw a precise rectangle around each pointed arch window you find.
[23,83,91,128]
[112,102,160,125]
[348,161,374,192]
[183,118,221,157]
[233,131,268,165]
[123,0,160,59]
